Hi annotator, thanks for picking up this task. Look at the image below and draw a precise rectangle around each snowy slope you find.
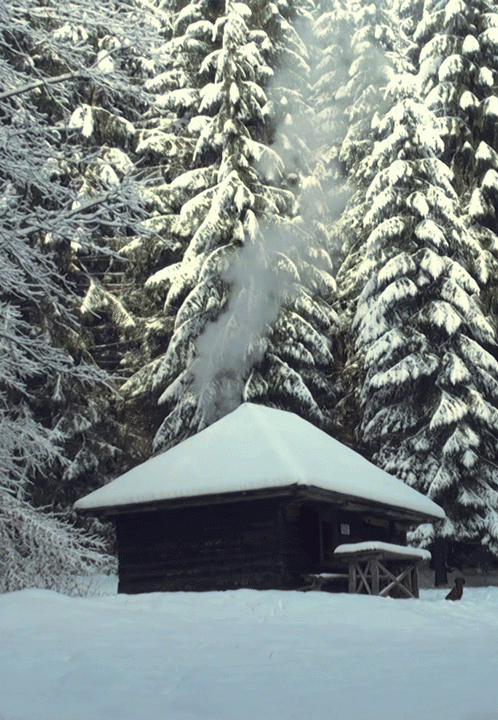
[75,403,445,521]
[1,581,498,720]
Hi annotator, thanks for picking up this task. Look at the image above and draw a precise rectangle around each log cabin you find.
[74,403,445,594]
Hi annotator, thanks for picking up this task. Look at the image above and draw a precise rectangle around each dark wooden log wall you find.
[115,493,416,594]
[116,497,289,593]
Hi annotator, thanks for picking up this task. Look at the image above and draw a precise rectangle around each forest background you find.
[3,0,498,592]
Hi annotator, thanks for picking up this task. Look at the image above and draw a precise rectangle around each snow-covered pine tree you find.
[392,1,496,580]
[242,0,338,431]
[453,2,498,330]
[309,0,360,291]
[0,168,115,591]
[312,0,399,180]
[395,0,498,578]
[312,0,404,443]
[412,0,498,223]
[118,0,338,451]
[341,10,498,580]
[3,0,177,488]
[0,0,171,589]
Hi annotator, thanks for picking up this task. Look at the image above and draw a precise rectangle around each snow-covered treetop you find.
[74,402,446,521]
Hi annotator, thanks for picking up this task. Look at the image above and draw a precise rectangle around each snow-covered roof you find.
[74,403,446,521]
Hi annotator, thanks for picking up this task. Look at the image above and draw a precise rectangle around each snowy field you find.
[1,578,498,720]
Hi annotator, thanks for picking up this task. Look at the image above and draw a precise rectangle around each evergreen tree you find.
[116,0,338,451]
[411,0,498,575]
[4,0,498,587]
[0,141,115,589]
[314,0,403,443]
[337,0,498,579]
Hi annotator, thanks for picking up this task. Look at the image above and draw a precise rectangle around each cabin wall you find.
[115,495,416,594]
[116,498,290,593]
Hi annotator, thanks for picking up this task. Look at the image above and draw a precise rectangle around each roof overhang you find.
[78,483,442,525]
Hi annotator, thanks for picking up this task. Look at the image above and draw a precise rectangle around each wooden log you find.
[120,556,283,582]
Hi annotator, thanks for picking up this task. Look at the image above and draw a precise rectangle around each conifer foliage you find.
[119,0,337,451]
[338,0,498,572]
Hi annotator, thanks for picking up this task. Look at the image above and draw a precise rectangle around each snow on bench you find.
[334,541,431,562]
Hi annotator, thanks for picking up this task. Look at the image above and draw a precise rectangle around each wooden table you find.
[334,541,431,599]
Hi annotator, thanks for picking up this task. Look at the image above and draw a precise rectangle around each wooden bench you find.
[333,541,431,599]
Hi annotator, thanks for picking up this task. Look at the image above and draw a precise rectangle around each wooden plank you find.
[371,560,380,595]
[335,548,426,562]
[412,563,420,599]
[349,563,356,594]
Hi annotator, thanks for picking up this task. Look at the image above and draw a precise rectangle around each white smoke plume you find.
[191,221,293,425]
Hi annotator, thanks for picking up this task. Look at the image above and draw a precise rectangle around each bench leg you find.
[412,563,420,599]
[371,560,380,595]
[348,563,356,594]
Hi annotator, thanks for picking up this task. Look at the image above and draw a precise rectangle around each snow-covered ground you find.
[1,577,498,720]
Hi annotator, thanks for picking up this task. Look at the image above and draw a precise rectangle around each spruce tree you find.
[117,0,338,451]
[338,0,498,580]
[314,0,402,443]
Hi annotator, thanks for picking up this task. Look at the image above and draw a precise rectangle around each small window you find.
[340,524,350,535]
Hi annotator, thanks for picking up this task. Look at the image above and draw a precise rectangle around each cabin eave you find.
[77,482,441,525]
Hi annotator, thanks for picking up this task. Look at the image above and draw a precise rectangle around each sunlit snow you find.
[74,403,445,520]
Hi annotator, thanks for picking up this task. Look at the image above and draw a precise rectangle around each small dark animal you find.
[445,577,465,601]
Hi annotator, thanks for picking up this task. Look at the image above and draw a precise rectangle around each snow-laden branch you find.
[0,69,89,102]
